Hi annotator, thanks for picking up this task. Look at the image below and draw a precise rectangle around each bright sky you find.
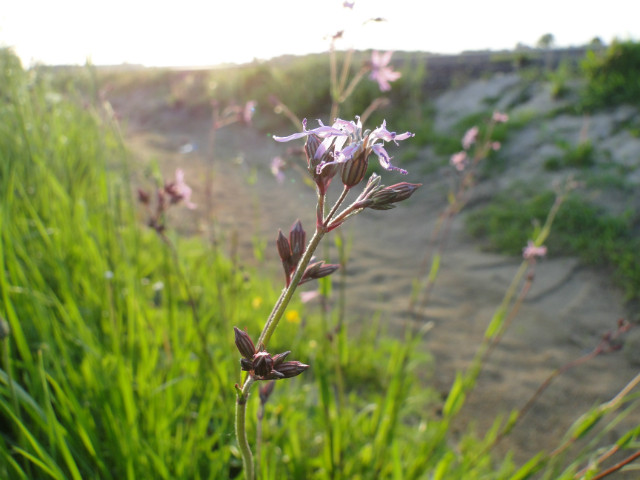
[2,0,638,67]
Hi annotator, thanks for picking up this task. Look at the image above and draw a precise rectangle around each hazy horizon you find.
[2,0,638,68]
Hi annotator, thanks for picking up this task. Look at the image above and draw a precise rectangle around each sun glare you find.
[1,0,639,67]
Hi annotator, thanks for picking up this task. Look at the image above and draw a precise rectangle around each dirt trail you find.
[113,95,639,469]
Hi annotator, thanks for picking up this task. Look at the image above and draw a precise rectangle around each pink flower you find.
[450,151,467,171]
[270,156,286,183]
[243,101,256,124]
[173,169,197,209]
[300,290,320,303]
[492,111,509,123]
[274,117,413,175]
[462,126,479,150]
[491,141,501,151]
[369,51,402,92]
[523,240,547,260]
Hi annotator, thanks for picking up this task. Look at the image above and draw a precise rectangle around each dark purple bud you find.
[240,357,253,371]
[234,326,256,359]
[276,229,294,281]
[259,381,276,405]
[272,350,291,367]
[137,189,151,205]
[340,147,368,187]
[300,262,339,284]
[275,361,310,378]
[265,370,286,380]
[289,220,306,266]
[253,351,274,378]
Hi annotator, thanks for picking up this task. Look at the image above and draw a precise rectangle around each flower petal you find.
[370,144,407,174]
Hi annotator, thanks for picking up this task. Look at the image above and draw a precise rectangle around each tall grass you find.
[0,48,253,478]
[2,47,639,479]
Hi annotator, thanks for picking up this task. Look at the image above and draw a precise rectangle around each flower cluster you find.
[138,168,196,233]
[234,327,309,381]
[274,116,413,193]
[276,220,339,286]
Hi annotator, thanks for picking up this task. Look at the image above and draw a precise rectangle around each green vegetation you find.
[543,140,595,170]
[581,40,640,110]
[2,44,639,479]
[466,188,640,302]
[0,47,504,479]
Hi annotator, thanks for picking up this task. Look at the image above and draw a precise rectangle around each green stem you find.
[258,226,326,348]
[235,377,256,480]
[324,186,350,226]
[235,222,328,479]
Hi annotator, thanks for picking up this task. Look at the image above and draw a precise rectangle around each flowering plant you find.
[234,115,420,480]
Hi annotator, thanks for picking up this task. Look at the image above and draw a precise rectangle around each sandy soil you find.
[108,81,640,474]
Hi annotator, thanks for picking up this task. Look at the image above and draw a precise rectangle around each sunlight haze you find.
[2,0,639,67]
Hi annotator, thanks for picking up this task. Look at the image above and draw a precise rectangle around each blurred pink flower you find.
[173,168,197,209]
[243,101,256,124]
[270,156,286,183]
[462,126,479,150]
[300,290,320,303]
[492,111,509,123]
[523,240,547,260]
[491,141,501,151]
[450,151,467,171]
[369,51,401,92]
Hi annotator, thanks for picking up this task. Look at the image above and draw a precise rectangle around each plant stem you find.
[258,226,326,348]
[235,377,256,480]
[324,186,350,225]
[236,219,328,479]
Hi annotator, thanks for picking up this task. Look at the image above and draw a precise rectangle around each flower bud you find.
[276,229,294,280]
[240,357,253,371]
[300,262,339,284]
[340,147,368,187]
[272,350,291,367]
[253,351,274,378]
[234,326,256,359]
[137,189,150,205]
[259,381,276,405]
[369,183,422,210]
[275,361,309,378]
[289,220,306,267]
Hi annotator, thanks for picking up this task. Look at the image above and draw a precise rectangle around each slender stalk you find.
[258,226,326,348]
[324,186,350,225]
[236,218,328,479]
[235,377,256,480]
[590,450,640,480]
